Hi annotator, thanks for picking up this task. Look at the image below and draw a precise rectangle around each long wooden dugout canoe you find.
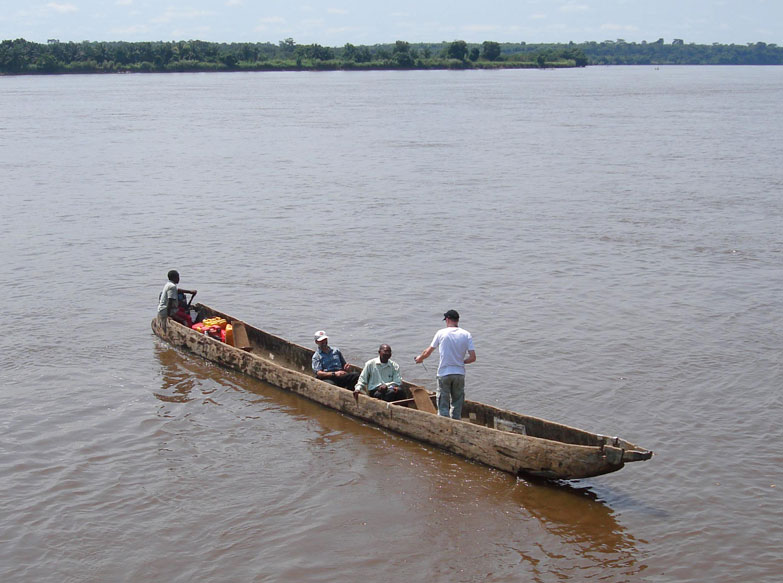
[151,304,653,480]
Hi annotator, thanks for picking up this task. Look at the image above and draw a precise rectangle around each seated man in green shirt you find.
[353,344,405,402]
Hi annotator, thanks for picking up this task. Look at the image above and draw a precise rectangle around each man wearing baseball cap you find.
[311,330,360,389]
[414,310,476,419]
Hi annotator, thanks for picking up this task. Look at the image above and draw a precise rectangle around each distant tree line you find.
[0,38,582,74]
[579,38,782,65]
[1,37,780,75]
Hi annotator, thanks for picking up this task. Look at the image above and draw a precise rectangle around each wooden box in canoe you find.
[151,304,653,480]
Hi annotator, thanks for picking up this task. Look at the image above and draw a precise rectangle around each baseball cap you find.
[314,330,328,342]
[443,309,460,321]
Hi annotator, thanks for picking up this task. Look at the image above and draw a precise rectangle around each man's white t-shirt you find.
[158,281,178,316]
[430,326,475,377]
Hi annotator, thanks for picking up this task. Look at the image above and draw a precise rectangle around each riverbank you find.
[0,38,579,75]
[0,59,583,75]
[3,38,780,76]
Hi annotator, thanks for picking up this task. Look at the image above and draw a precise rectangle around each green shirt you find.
[355,357,402,394]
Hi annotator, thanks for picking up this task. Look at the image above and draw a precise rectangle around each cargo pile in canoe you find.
[152,304,653,480]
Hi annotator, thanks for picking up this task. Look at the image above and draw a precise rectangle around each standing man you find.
[312,330,361,389]
[157,270,196,330]
[414,310,476,419]
[354,344,405,402]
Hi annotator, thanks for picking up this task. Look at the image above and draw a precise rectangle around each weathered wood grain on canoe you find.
[152,304,652,480]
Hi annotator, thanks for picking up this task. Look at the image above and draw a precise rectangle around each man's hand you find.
[415,347,434,364]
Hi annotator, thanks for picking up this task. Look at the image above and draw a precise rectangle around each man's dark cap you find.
[443,309,460,321]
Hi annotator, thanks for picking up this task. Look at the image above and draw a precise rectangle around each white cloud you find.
[327,8,348,15]
[600,23,640,33]
[462,24,501,33]
[152,9,213,24]
[254,16,286,33]
[226,0,243,5]
[529,13,547,20]
[46,2,78,14]
[559,2,588,14]
[325,26,360,35]
[115,0,133,6]
[171,26,211,38]
[110,24,150,35]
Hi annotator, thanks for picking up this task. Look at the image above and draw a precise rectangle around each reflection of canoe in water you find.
[507,481,646,578]
[151,304,653,480]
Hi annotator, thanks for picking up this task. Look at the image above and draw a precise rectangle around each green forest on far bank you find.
[1,37,781,75]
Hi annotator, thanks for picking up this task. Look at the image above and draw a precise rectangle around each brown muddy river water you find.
[1,67,781,582]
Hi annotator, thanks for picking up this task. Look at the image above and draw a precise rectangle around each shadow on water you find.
[152,341,649,580]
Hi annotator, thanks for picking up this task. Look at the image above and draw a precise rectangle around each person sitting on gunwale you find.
[311,330,360,389]
[353,344,405,402]
[157,270,196,330]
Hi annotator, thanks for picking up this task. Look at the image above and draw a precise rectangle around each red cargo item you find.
[207,326,222,340]
[172,307,192,327]
[192,322,207,333]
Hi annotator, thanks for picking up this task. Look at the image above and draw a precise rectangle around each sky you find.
[1,0,781,46]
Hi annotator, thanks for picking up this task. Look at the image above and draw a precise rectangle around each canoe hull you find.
[152,307,652,480]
